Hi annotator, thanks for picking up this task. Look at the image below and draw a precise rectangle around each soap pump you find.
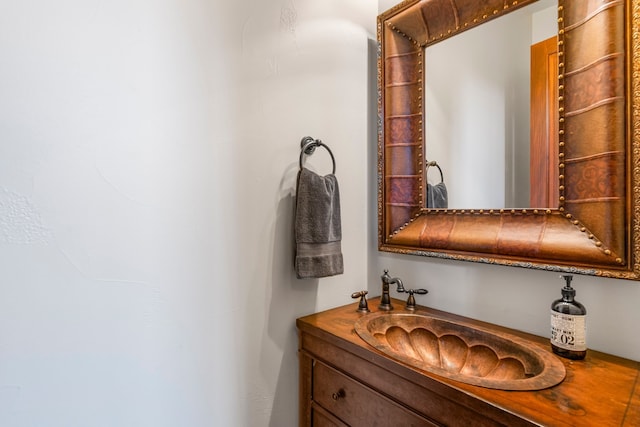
[550,275,587,360]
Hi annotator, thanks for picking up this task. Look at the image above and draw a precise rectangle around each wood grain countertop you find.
[297,298,640,426]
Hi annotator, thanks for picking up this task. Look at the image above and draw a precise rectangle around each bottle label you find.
[550,311,586,351]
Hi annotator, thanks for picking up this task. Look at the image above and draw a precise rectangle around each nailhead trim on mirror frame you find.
[377,0,640,279]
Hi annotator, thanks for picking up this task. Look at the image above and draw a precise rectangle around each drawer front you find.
[312,403,348,427]
[313,361,439,427]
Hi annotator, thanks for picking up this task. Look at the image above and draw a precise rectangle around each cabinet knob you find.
[331,388,346,401]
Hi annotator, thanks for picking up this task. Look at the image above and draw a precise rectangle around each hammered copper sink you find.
[354,312,566,391]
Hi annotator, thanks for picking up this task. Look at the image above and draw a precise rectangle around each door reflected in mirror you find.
[424,0,557,209]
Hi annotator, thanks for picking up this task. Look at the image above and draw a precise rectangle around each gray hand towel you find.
[295,167,344,279]
[427,182,448,209]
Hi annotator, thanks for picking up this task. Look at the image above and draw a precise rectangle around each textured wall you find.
[0,1,374,426]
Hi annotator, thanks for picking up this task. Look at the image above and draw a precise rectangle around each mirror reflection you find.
[424,0,557,209]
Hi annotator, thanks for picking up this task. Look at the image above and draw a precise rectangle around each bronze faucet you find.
[380,269,428,311]
[379,270,403,310]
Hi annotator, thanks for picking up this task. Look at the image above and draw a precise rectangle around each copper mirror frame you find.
[378,0,640,279]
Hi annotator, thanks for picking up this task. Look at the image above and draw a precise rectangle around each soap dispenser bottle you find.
[550,275,587,360]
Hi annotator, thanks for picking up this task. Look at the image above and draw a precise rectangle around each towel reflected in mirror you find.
[426,161,448,209]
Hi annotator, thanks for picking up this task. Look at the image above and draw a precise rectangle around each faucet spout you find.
[389,277,405,293]
[379,270,394,311]
[380,270,407,311]
[382,270,406,292]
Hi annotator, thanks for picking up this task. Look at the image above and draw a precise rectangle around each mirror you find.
[378,0,640,279]
[424,0,557,209]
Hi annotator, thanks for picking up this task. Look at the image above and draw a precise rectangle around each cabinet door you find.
[313,361,439,426]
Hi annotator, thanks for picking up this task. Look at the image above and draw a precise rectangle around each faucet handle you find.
[405,288,428,311]
[351,290,370,313]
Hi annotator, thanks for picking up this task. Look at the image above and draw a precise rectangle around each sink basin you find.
[354,312,566,391]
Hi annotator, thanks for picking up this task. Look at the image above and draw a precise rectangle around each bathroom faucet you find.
[380,270,405,310]
[380,269,428,311]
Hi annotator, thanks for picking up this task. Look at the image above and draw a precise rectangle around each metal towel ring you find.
[426,160,444,183]
[299,136,336,174]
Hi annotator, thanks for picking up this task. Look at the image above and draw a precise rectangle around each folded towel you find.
[295,167,344,279]
[427,182,448,209]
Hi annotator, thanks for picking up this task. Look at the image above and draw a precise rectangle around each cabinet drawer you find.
[312,403,348,427]
[313,361,439,426]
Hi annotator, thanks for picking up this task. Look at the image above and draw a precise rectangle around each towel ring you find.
[299,136,336,174]
[426,160,444,183]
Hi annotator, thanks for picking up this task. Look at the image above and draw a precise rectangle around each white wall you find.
[0,1,375,426]
[376,0,640,363]
[532,1,560,44]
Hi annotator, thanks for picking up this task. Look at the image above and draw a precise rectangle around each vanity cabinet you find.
[297,299,640,427]
[307,357,437,426]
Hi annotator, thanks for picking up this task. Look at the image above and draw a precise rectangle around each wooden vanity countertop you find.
[297,298,640,427]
